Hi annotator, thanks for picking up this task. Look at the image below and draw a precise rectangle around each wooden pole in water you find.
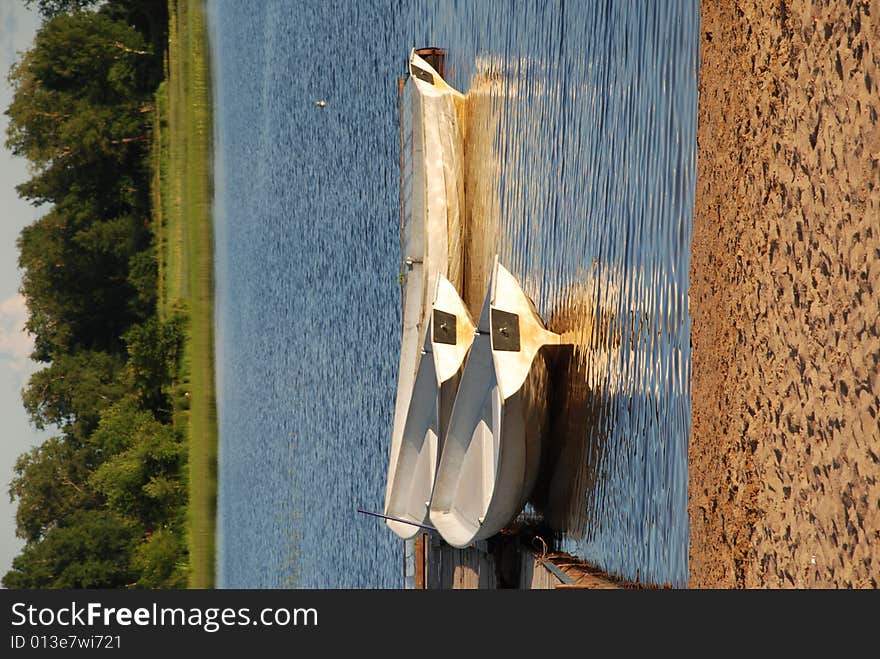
[414,47,446,79]
[415,533,426,589]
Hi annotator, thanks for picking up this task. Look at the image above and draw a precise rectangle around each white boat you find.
[384,276,475,539]
[429,257,561,548]
[384,49,466,540]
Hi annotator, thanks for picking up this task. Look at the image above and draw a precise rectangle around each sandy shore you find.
[689,0,880,587]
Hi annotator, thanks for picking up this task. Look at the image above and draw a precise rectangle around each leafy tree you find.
[123,316,183,415]
[127,248,158,320]
[5,0,184,591]
[87,398,185,527]
[89,417,185,527]
[8,437,100,543]
[12,154,147,212]
[8,10,159,359]
[73,213,141,259]
[16,207,71,360]
[5,10,156,194]
[12,9,154,101]
[87,396,155,456]
[18,203,146,359]
[25,1,167,41]
[2,509,139,589]
[131,527,188,588]
[21,350,128,435]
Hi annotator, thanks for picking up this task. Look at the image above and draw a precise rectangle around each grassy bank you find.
[152,0,217,588]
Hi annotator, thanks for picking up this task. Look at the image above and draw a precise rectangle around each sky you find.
[0,2,52,582]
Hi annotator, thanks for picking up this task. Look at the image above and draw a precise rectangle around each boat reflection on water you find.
[530,260,687,558]
[530,263,628,538]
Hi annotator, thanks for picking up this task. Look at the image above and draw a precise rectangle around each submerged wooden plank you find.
[420,527,645,589]
[425,536,498,589]
[518,548,632,589]
[520,551,562,589]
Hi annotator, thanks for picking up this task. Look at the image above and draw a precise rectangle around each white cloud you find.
[0,292,34,370]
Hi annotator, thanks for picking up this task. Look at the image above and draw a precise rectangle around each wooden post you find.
[414,47,447,79]
[415,532,426,589]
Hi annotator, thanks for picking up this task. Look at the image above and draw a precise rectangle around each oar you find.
[357,508,437,533]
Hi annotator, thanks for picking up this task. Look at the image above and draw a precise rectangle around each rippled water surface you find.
[209,0,698,588]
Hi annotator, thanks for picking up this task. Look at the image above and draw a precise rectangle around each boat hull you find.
[384,50,466,540]
[385,327,441,539]
[429,258,560,548]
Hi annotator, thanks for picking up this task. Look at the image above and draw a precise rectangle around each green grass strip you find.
[154,0,217,589]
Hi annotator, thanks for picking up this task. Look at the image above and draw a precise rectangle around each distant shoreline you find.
[689,0,879,588]
[153,0,217,589]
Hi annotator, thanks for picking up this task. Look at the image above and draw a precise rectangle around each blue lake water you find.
[208,0,699,588]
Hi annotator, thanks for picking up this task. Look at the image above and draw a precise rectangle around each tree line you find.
[2,0,186,588]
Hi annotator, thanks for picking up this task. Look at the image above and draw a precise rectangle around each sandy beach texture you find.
[689,0,880,587]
